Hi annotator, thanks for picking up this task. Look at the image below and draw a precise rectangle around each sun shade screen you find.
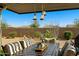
[7,44,14,55]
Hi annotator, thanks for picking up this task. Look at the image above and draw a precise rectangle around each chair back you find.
[17,41,23,50]
[14,42,20,52]
[2,44,14,56]
[26,40,31,47]
[20,40,27,49]
[9,43,16,53]
[63,44,76,56]
[60,41,69,55]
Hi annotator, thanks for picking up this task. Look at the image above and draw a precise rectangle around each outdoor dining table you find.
[18,43,59,56]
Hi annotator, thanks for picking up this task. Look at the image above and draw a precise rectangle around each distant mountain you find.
[43,24,59,28]
[8,25,31,28]
[66,24,75,28]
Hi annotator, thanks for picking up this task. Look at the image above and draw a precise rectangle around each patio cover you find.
[0,3,79,14]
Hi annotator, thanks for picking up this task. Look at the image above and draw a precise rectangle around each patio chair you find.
[60,40,76,56]
[17,41,23,51]
[63,44,76,56]
[14,42,20,52]
[26,39,32,47]
[60,40,72,55]
[60,41,70,56]
[9,43,17,54]
[2,41,23,56]
[2,44,14,56]
[74,34,79,55]
[20,40,27,49]
[74,34,79,48]
[13,42,23,56]
[28,39,33,45]
[14,42,23,51]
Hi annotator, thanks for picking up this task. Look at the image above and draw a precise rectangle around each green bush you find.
[8,31,17,38]
[44,30,53,38]
[34,31,41,38]
[64,31,72,40]
[0,49,5,56]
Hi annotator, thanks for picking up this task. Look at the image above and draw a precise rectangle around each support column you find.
[0,10,2,50]
[0,4,6,50]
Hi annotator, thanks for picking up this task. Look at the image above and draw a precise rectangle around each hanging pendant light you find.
[33,4,37,20]
[33,13,37,20]
[40,14,44,20]
[42,4,46,16]
[40,4,46,20]
[42,10,46,16]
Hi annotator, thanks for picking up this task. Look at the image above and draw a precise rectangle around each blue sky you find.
[2,9,79,27]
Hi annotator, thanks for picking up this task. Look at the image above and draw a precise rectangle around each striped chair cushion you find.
[29,39,32,45]
[14,42,20,52]
[20,40,28,49]
[26,40,31,47]
[10,43,16,53]
[17,41,23,50]
[60,41,69,55]
[63,45,76,56]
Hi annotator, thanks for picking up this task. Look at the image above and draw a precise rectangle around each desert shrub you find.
[64,31,73,40]
[34,31,41,38]
[8,31,17,38]
[0,49,5,56]
[44,30,53,38]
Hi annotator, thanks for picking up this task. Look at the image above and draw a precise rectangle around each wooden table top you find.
[19,43,59,56]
